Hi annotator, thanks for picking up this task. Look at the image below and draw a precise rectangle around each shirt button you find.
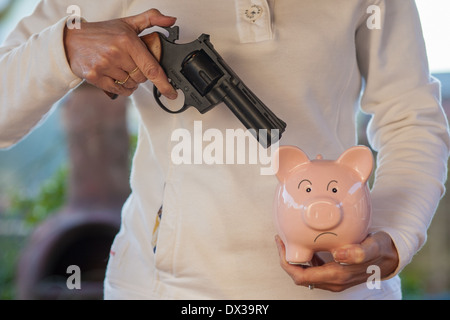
[244,5,263,23]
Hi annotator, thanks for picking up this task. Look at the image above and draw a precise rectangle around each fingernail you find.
[274,235,282,248]
[167,91,178,100]
[333,249,348,261]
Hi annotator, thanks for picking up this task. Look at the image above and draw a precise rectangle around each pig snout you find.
[303,199,342,230]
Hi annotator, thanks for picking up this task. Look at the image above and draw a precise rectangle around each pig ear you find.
[273,146,310,182]
[336,146,374,182]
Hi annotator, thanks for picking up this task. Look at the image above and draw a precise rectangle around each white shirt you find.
[1,0,449,299]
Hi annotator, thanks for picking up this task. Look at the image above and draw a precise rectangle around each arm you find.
[357,0,450,277]
[275,0,450,292]
[0,0,176,149]
[0,1,81,148]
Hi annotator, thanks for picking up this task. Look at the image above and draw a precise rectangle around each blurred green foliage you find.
[0,237,25,299]
[0,133,138,299]
[0,165,67,299]
[6,166,68,226]
[0,0,14,21]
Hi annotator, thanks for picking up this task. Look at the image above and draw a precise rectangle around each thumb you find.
[332,232,389,265]
[122,9,177,34]
[332,243,367,265]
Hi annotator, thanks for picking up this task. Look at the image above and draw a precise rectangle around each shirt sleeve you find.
[356,0,450,277]
[0,0,85,148]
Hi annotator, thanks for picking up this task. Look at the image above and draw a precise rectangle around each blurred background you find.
[0,0,449,300]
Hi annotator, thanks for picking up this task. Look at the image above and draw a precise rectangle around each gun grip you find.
[140,32,162,62]
[103,32,162,99]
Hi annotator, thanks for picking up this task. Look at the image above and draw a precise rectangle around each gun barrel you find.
[220,80,286,148]
[152,26,287,148]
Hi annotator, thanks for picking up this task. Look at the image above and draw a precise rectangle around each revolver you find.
[108,26,287,148]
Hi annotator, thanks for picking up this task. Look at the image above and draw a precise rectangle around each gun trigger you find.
[153,85,187,114]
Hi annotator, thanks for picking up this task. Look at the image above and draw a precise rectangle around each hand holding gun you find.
[106,26,287,148]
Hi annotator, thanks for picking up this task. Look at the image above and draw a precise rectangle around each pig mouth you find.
[314,232,338,243]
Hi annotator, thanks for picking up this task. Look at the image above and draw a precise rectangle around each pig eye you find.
[298,179,312,191]
[327,180,338,193]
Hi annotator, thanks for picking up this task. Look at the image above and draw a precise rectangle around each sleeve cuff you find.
[46,16,83,91]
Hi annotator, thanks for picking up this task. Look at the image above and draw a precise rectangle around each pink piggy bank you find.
[273,145,374,264]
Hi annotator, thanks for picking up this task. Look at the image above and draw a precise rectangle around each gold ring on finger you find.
[129,67,140,75]
[115,74,130,85]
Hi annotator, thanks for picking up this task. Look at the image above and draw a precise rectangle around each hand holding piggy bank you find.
[273,146,374,265]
